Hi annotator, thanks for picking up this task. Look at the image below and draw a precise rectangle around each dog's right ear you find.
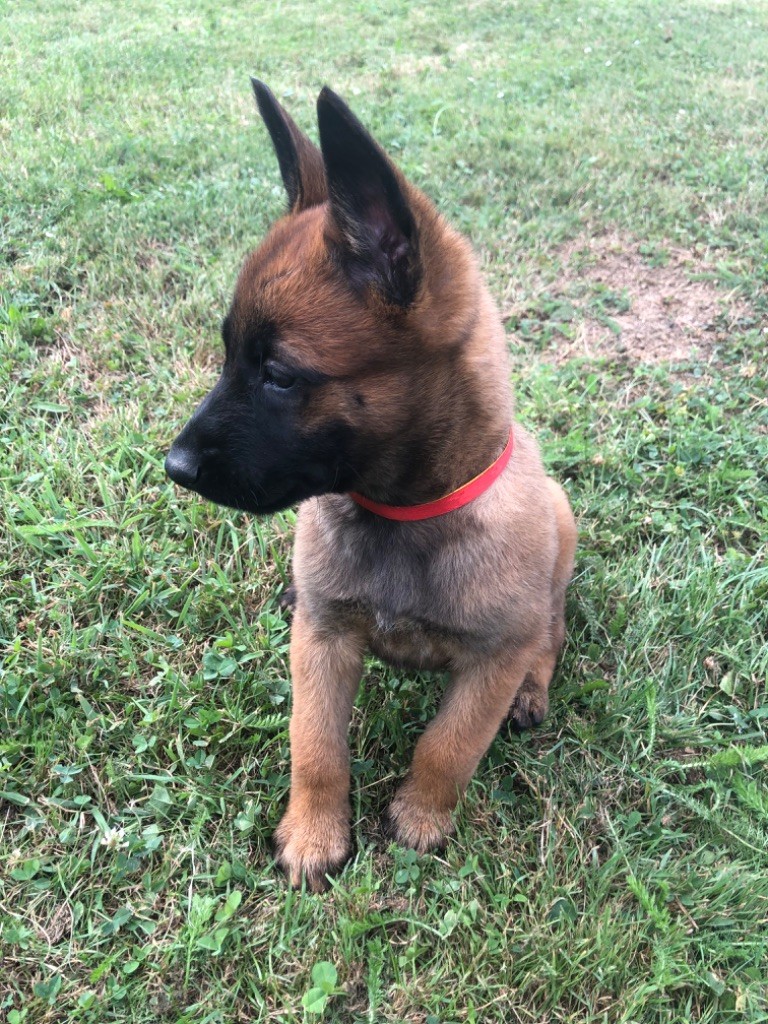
[316,87,421,308]
[251,79,327,213]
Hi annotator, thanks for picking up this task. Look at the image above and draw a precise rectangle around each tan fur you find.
[231,91,578,890]
[273,606,365,889]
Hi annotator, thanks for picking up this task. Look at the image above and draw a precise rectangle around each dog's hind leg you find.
[273,606,365,892]
[384,642,543,853]
[507,479,577,732]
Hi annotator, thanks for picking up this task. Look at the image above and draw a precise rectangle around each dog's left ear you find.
[317,87,421,307]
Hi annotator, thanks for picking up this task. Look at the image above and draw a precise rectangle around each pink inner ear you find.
[384,235,410,268]
[336,189,419,305]
[367,199,409,257]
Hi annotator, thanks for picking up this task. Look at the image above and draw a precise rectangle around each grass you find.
[1,0,767,1021]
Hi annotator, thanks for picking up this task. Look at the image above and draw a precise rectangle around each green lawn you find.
[1,1,767,1021]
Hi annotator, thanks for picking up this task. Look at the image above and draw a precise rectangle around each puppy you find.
[166,81,577,891]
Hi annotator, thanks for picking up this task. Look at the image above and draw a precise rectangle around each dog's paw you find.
[383,785,454,854]
[506,679,549,733]
[277,583,297,614]
[273,805,351,893]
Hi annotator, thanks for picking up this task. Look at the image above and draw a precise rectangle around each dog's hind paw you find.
[506,676,549,733]
[277,583,297,614]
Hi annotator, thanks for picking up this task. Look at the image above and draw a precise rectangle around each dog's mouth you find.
[165,455,289,514]
[165,443,345,516]
[165,380,358,516]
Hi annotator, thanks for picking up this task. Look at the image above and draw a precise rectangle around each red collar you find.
[349,428,514,521]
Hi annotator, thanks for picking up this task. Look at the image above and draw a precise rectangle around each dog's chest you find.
[333,597,461,671]
[299,506,502,668]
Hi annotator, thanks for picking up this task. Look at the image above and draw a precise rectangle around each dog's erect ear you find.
[251,78,327,213]
[316,87,421,307]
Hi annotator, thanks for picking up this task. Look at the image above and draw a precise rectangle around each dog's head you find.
[165,82,484,513]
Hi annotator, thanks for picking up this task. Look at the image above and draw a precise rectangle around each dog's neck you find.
[356,421,512,507]
[353,351,513,508]
[350,428,513,520]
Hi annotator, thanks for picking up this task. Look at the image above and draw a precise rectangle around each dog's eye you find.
[263,365,298,391]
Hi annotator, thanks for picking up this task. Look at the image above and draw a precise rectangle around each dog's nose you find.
[165,445,201,490]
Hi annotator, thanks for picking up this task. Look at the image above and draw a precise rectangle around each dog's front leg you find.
[385,644,540,853]
[273,604,364,892]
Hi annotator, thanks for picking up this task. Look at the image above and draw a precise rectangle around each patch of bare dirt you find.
[534,233,751,366]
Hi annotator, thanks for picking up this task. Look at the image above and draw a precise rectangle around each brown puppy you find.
[166,81,577,892]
